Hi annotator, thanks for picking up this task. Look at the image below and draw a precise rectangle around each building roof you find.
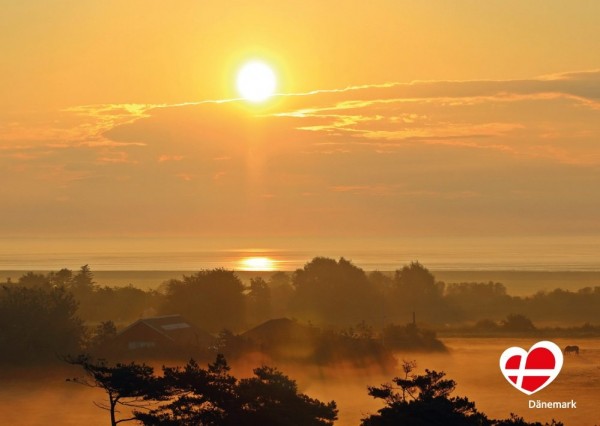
[118,314,214,346]
[242,318,318,345]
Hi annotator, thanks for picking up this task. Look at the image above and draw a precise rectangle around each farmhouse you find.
[111,314,214,354]
[241,318,319,360]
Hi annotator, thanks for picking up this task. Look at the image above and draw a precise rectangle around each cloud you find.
[6,69,598,164]
[212,171,226,181]
[2,70,600,237]
[330,184,398,196]
[96,151,135,164]
[263,71,600,164]
[158,154,184,163]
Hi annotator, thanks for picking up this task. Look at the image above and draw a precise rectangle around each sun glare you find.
[240,256,276,271]
[236,61,276,102]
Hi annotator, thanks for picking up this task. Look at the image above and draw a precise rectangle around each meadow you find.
[1,337,597,425]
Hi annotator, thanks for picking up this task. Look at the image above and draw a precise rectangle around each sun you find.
[236,61,277,102]
[239,257,276,271]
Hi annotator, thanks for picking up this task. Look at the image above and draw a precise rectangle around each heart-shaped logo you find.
[499,341,563,395]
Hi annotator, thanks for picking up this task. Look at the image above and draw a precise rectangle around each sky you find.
[1,1,600,252]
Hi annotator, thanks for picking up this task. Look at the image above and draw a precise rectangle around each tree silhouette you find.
[90,320,118,350]
[0,285,84,363]
[235,365,337,426]
[69,354,336,426]
[67,355,163,426]
[135,354,337,426]
[136,354,238,425]
[268,272,294,318]
[292,257,380,324]
[17,271,50,288]
[161,269,245,332]
[49,268,74,287]
[362,361,562,426]
[248,276,272,325]
[502,314,536,332]
[71,264,96,293]
[392,262,446,322]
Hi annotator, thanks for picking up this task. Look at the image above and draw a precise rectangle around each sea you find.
[1,235,598,272]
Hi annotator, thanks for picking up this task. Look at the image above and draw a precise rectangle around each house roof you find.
[118,314,214,345]
[242,318,318,345]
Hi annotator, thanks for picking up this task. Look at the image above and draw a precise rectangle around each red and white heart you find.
[499,341,563,395]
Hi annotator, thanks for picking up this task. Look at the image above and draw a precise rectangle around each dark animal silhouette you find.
[563,345,579,355]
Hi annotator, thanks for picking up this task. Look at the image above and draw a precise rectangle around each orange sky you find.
[1,1,600,244]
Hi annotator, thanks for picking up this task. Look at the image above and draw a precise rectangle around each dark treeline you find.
[67,354,562,426]
[5,265,159,323]
[1,258,599,364]
[3,258,598,328]
[68,353,337,426]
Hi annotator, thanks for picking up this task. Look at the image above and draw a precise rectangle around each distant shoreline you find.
[2,269,599,296]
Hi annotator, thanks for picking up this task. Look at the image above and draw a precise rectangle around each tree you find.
[368,271,394,294]
[502,314,536,332]
[136,355,238,425]
[473,319,500,332]
[67,355,162,426]
[382,323,446,352]
[161,269,245,332]
[362,361,485,426]
[71,264,96,294]
[362,361,562,426]
[78,284,156,322]
[313,325,395,368]
[269,272,294,318]
[444,282,509,322]
[247,276,272,325]
[292,257,381,324]
[495,414,564,426]
[392,262,446,323]
[17,271,50,288]
[394,262,443,303]
[49,268,74,287]
[8,268,158,324]
[395,262,438,295]
[235,366,338,426]
[135,355,337,426]
[0,285,85,363]
[90,320,118,350]
[269,271,291,288]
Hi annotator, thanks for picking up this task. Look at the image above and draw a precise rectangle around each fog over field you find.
[1,338,597,425]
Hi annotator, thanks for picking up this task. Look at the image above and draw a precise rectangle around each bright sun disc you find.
[240,257,276,271]
[236,61,276,102]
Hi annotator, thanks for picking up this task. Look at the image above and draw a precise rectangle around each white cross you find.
[504,355,555,388]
